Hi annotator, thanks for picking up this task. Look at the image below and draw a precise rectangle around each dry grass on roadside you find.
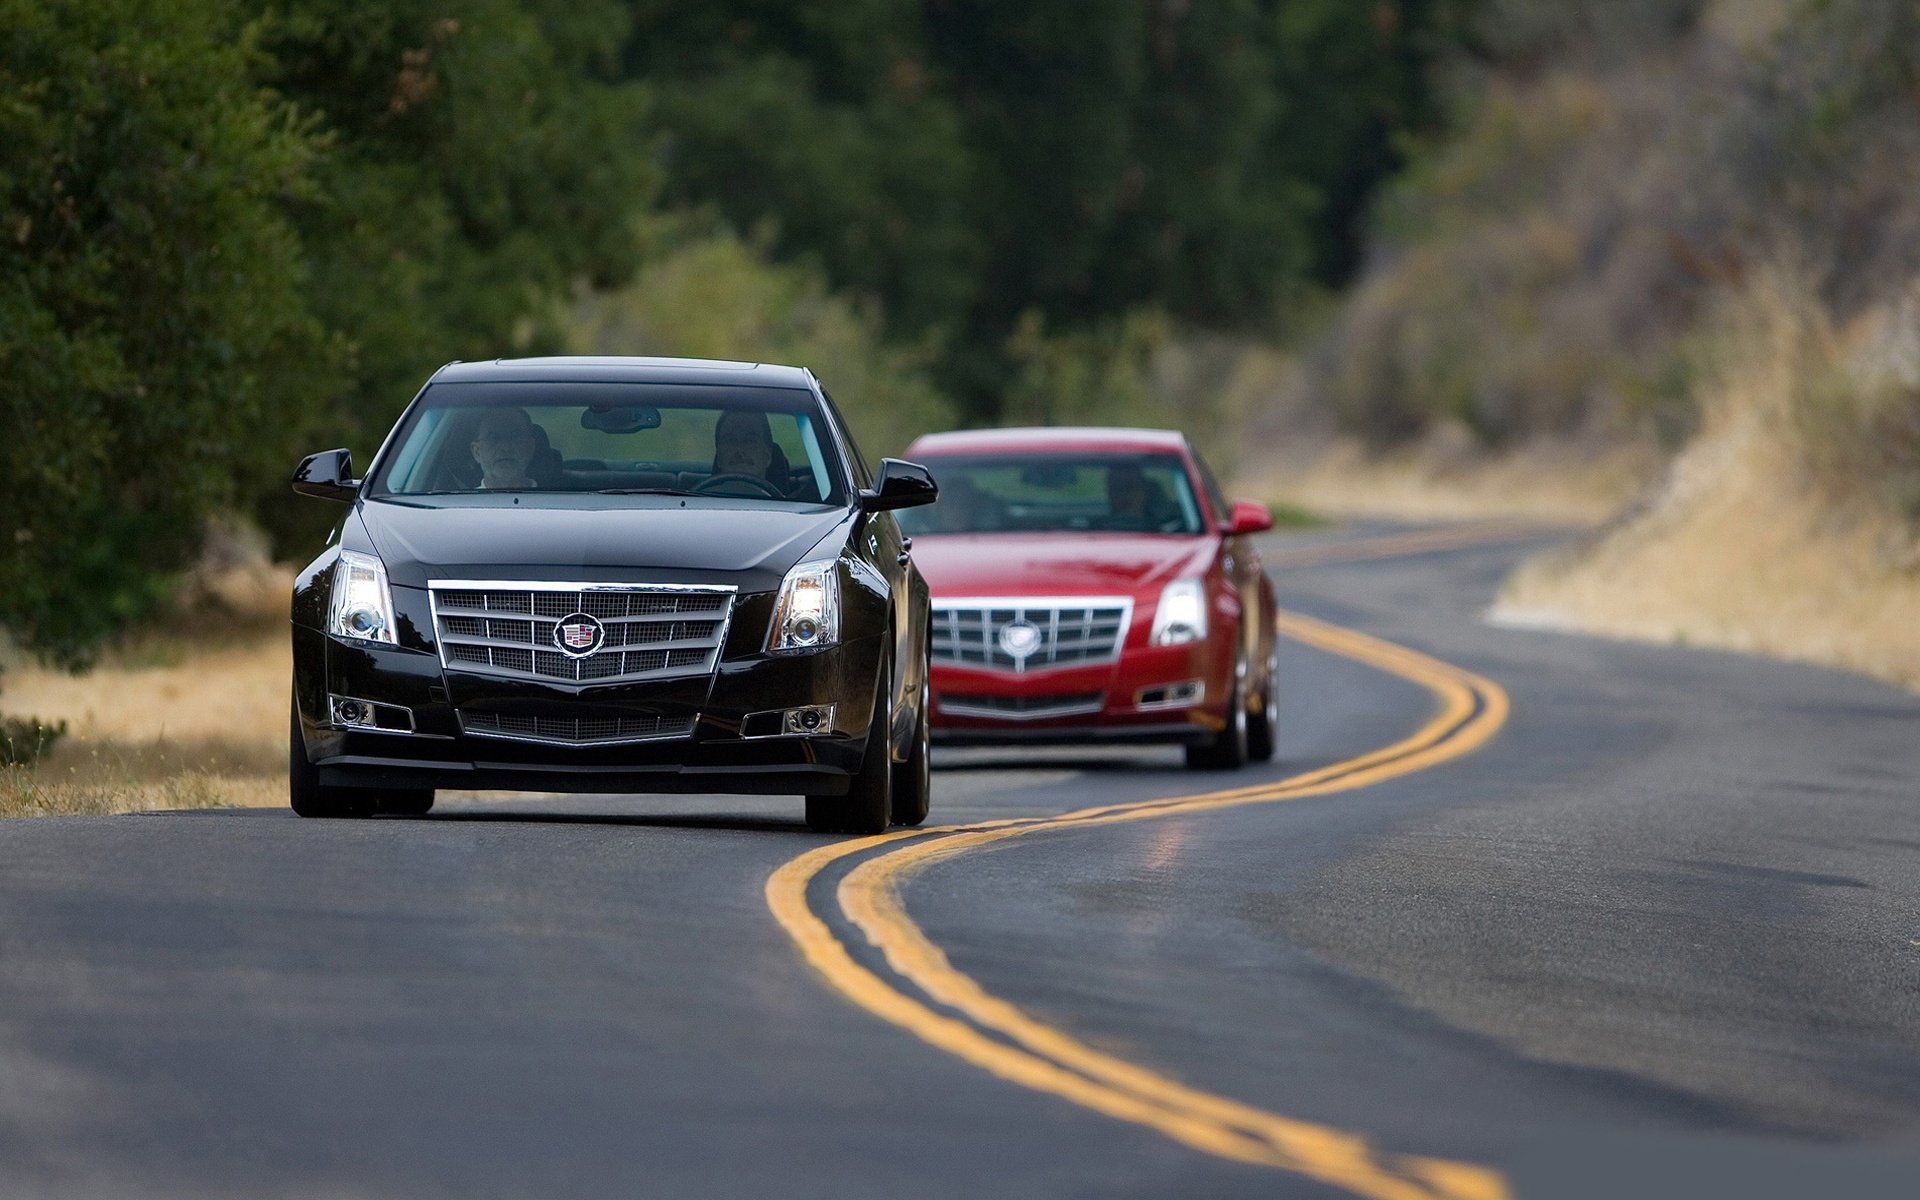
[0,565,292,818]
[1244,427,1652,526]
[1497,427,1920,689]
[4,635,290,748]
[0,767,280,818]
[1495,281,1920,691]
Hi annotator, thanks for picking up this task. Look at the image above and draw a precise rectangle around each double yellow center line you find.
[765,610,1512,1199]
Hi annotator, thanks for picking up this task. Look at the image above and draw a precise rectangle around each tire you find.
[377,790,435,816]
[806,666,893,835]
[1184,661,1249,771]
[288,699,375,818]
[890,673,931,827]
[1246,639,1278,764]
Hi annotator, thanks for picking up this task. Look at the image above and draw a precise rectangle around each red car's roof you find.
[907,426,1191,458]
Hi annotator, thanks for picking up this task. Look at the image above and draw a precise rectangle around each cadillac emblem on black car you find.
[287,356,938,834]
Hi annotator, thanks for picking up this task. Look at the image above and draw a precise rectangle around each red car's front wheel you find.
[1185,659,1249,770]
[1247,639,1278,763]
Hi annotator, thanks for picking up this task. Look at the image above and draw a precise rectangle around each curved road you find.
[2,524,1918,1197]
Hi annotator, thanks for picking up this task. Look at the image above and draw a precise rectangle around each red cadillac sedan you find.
[897,427,1278,769]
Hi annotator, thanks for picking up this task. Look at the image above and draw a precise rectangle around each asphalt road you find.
[3,523,1918,1198]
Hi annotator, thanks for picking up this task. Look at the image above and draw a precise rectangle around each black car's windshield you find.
[897,453,1205,536]
[366,381,846,505]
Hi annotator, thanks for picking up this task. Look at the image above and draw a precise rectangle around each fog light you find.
[328,694,414,733]
[784,705,835,735]
[1136,680,1205,711]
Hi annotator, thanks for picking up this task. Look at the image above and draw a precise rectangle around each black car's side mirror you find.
[859,458,939,512]
[292,448,359,503]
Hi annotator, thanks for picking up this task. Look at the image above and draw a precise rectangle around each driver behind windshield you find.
[712,410,792,490]
[471,408,541,490]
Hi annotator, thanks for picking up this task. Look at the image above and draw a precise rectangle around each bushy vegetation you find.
[1305,0,1920,526]
[1,713,67,767]
[1,0,649,666]
[3,0,1454,675]
[629,2,1455,412]
[568,220,954,459]
[0,0,329,667]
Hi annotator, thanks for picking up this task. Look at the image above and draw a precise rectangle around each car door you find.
[814,381,929,752]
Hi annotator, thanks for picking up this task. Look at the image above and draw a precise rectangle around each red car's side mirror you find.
[1225,500,1273,535]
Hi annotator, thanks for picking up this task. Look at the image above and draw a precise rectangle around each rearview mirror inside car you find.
[292,448,358,503]
[580,404,662,434]
[1018,463,1078,489]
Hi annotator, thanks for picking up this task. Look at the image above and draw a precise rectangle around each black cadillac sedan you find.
[288,356,937,835]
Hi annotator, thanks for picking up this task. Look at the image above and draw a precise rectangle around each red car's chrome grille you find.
[430,581,734,686]
[937,691,1106,721]
[929,598,1132,673]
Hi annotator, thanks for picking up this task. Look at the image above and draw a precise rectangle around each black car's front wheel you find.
[806,666,893,836]
[890,673,932,827]
[288,699,375,818]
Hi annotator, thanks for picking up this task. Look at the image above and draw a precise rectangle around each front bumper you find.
[928,640,1232,747]
[293,623,884,796]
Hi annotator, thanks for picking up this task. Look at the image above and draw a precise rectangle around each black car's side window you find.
[818,388,873,489]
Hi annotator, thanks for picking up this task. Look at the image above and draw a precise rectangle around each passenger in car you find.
[712,410,793,490]
[525,423,565,487]
[928,475,1005,532]
[1106,463,1176,531]
[470,408,542,490]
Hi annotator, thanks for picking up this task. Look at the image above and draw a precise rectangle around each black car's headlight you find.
[769,558,841,652]
[328,550,397,645]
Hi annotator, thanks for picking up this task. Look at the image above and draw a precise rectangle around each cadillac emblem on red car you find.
[897,427,1279,770]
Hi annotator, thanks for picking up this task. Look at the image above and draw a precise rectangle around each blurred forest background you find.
[2,0,1454,676]
[6,0,1920,762]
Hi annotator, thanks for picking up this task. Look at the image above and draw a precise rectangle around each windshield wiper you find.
[596,487,705,497]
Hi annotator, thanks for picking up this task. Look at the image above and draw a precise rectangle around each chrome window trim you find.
[430,579,741,594]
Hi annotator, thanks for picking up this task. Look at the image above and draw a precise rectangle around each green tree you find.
[625,1,1455,420]
[0,0,328,667]
[249,0,656,549]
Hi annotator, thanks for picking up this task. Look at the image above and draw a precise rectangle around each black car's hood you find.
[354,496,851,592]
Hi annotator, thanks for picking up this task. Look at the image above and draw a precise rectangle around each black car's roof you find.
[430,356,816,389]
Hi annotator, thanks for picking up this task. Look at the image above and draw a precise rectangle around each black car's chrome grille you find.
[930,598,1132,673]
[430,582,734,686]
[937,691,1106,720]
[458,709,695,746]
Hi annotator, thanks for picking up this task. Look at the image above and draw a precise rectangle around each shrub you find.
[1,716,67,768]
[568,221,954,457]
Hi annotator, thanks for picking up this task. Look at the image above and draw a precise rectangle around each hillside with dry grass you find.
[1249,0,1920,689]
[0,541,292,816]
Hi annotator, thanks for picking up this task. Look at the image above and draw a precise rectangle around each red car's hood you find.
[910,532,1216,598]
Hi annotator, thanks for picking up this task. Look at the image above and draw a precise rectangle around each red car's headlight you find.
[1149,578,1208,646]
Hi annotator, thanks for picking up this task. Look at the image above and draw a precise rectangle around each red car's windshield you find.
[900,453,1205,536]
